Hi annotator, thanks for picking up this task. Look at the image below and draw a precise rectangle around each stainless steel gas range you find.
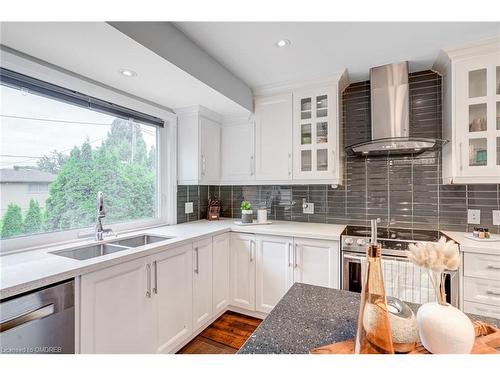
[341,225,459,307]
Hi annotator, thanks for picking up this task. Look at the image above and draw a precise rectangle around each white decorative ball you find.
[416,302,475,354]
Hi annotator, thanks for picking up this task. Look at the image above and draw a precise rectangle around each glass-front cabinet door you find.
[293,86,338,180]
[456,55,500,178]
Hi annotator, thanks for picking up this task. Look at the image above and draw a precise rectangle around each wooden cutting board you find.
[311,321,500,354]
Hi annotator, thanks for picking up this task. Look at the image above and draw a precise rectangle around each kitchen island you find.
[238,283,500,354]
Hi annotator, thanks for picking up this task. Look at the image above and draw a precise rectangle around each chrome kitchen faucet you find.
[95,191,114,241]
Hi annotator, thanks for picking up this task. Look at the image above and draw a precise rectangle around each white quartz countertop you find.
[442,230,500,255]
[0,219,346,299]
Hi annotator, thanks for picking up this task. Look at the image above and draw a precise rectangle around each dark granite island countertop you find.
[238,283,500,354]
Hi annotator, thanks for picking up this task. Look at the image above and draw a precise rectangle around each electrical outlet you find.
[493,210,500,226]
[467,209,480,225]
[303,202,314,214]
[185,202,193,214]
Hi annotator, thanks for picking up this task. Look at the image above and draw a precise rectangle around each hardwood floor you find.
[177,311,262,354]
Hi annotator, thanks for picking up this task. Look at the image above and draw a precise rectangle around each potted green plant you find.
[240,201,253,223]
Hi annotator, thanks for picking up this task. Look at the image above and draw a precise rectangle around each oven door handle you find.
[342,253,365,262]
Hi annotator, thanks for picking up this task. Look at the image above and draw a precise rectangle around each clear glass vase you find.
[354,244,394,354]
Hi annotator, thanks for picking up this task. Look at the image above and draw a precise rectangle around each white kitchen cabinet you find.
[153,243,193,353]
[80,256,154,354]
[213,232,230,315]
[292,85,342,183]
[255,235,294,313]
[293,238,340,289]
[177,106,221,184]
[221,119,255,183]
[254,94,293,181]
[230,232,256,311]
[434,39,500,184]
[80,243,194,354]
[192,237,213,331]
[462,251,500,319]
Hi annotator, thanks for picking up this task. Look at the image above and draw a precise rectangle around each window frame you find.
[0,47,177,254]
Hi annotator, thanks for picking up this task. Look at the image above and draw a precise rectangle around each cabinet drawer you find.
[463,301,500,320]
[464,277,500,307]
[464,253,500,280]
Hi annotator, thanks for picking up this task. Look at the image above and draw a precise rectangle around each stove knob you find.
[344,238,354,246]
[356,238,366,246]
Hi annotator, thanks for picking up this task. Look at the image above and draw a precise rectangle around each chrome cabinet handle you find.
[201,155,206,176]
[294,243,298,268]
[194,247,199,274]
[459,142,463,171]
[486,290,500,297]
[0,304,55,333]
[153,260,158,294]
[146,263,151,298]
[486,265,500,271]
[288,242,293,267]
[332,149,335,173]
[250,155,255,176]
[249,240,255,262]
[288,153,292,176]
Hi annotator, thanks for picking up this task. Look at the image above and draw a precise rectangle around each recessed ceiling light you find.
[276,39,291,48]
[118,69,137,77]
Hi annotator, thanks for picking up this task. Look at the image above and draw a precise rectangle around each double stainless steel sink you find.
[50,234,173,261]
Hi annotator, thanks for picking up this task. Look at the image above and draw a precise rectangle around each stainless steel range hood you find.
[345,61,446,156]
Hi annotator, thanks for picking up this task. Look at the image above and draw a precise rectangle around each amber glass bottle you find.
[354,220,394,354]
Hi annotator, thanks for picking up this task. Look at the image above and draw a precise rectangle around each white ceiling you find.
[174,22,500,88]
[0,22,250,116]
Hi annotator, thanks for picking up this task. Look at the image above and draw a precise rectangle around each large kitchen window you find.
[0,68,164,241]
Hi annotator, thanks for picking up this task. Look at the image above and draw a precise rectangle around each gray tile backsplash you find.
[177,70,500,233]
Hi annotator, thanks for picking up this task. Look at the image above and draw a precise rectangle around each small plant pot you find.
[241,210,253,224]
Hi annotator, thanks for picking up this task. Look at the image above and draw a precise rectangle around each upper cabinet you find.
[177,106,222,185]
[221,117,255,183]
[293,86,340,181]
[253,71,348,185]
[435,38,500,184]
[254,93,293,182]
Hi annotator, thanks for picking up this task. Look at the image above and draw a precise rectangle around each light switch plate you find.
[467,209,480,225]
[185,202,193,214]
[493,210,500,226]
[303,202,314,214]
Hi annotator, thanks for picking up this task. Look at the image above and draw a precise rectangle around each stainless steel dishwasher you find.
[0,279,75,354]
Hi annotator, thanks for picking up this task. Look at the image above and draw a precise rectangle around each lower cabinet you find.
[255,235,294,313]
[463,252,500,319]
[254,236,340,313]
[192,237,213,331]
[154,243,193,354]
[80,243,193,354]
[213,233,230,315]
[293,238,340,289]
[80,256,154,354]
[79,232,340,353]
[230,233,256,310]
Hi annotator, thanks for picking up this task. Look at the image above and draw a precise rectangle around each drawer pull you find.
[486,290,500,297]
[486,265,500,271]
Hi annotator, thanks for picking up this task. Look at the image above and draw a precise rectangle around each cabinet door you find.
[213,232,230,315]
[230,233,256,310]
[293,87,338,180]
[200,116,221,183]
[293,238,340,289]
[153,243,193,354]
[193,237,213,331]
[221,122,255,182]
[80,256,154,354]
[255,94,293,181]
[455,55,500,179]
[255,235,294,313]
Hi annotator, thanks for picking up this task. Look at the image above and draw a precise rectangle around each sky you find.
[0,85,157,169]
